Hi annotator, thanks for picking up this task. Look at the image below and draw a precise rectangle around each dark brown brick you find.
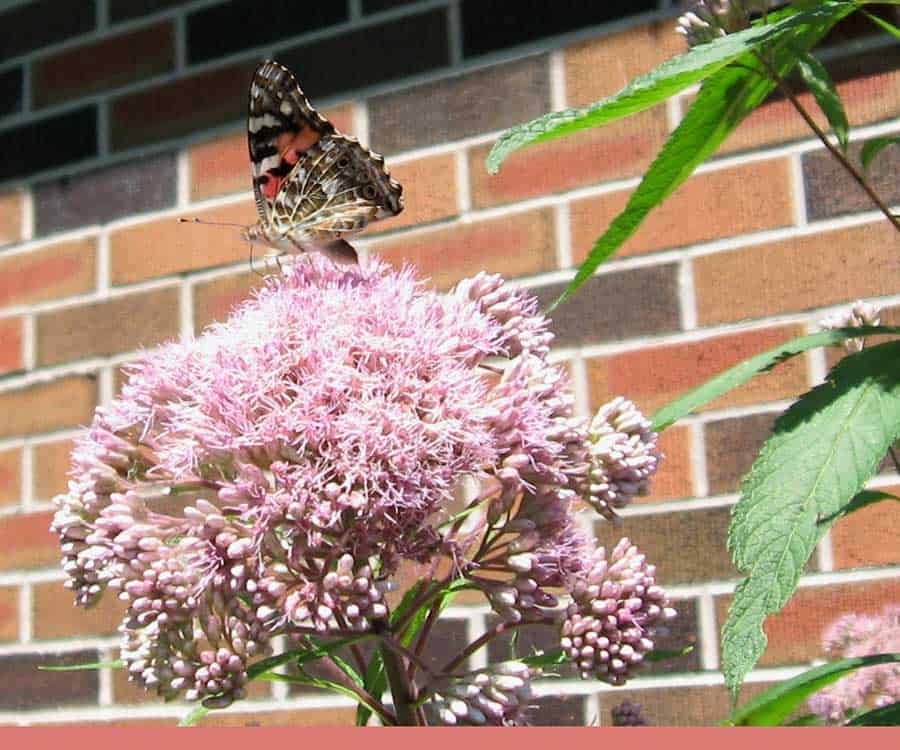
[593,506,741,585]
[803,131,900,221]
[368,56,550,155]
[647,597,701,675]
[704,413,777,495]
[188,1,346,65]
[530,694,586,726]
[0,649,100,710]
[420,618,469,673]
[0,106,97,183]
[0,67,23,118]
[109,0,183,22]
[36,287,181,367]
[533,265,681,348]
[363,0,418,11]
[31,22,175,109]
[0,0,95,60]
[110,62,254,152]
[276,10,449,102]
[597,684,733,726]
[34,153,176,236]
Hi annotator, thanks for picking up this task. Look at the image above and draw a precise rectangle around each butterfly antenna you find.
[178,217,251,229]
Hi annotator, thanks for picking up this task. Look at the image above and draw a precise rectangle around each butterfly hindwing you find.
[247,60,403,248]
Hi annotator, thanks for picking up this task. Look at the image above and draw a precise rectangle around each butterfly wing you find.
[247,60,403,245]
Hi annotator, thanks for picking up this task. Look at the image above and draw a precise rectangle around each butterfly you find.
[240,59,403,264]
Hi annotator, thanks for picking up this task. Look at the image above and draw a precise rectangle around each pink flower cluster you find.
[51,256,670,709]
[808,605,900,723]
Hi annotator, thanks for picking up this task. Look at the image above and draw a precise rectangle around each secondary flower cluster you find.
[819,299,882,353]
[51,256,670,713]
[676,1,783,46]
[425,662,541,726]
[808,605,900,724]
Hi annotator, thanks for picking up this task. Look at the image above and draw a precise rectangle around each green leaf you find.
[784,713,826,726]
[645,645,694,662]
[818,488,900,525]
[846,699,900,725]
[730,653,900,725]
[650,326,900,431]
[796,52,849,150]
[259,666,363,704]
[551,3,856,306]
[860,136,900,170]
[860,8,900,39]
[178,704,210,727]
[246,634,373,680]
[486,2,848,174]
[519,650,568,668]
[38,660,124,671]
[723,341,900,696]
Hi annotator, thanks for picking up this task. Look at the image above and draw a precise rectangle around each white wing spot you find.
[280,100,293,116]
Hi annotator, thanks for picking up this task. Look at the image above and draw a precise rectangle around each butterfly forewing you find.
[247,60,403,249]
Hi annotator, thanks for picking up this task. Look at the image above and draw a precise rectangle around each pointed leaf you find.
[730,653,900,725]
[178,704,210,727]
[860,136,900,170]
[797,52,849,150]
[38,660,124,671]
[860,8,900,39]
[723,341,900,696]
[846,699,900,725]
[519,650,568,668]
[246,634,372,680]
[818,488,900,525]
[645,645,695,662]
[650,326,900,431]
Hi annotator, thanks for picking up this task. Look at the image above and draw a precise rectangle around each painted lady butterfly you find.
[241,60,403,264]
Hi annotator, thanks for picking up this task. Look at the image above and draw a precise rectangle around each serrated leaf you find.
[550,4,856,306]
[846,698,900,725]
[178,704,210,727]
[650,326,900,431]
[729,653,900,725]
[860,136,900,170]
[797,52,849,150]
[38,659,124,671]
[486,2,852,174]
[723,341,900,696]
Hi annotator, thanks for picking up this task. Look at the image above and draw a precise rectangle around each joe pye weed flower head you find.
[52,255,675,722]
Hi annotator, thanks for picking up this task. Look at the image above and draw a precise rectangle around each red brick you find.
[715,578,900,667]
[188,104,354,202]
[36,287,181,367]
[366,152,459,234]
[694,222,900,325]
[33,438,75,501]
[370,208,557,290]
[0,511,57,571]
[0,587,17,642]
[645,425,694,502]
[0,238,96,307]
[0,376,96,439]
[831,483,900,570]
[586,325,809,416]
[110,61,253,152]
[110,200,258,284]
[571,159,794,261]
[0,448,21,508]
[32,581,124,640]
[0,190,24,246]
[31,23,175,109]
[193,271,264,334]
[565,21,685,107]
[468,109,667,209]
[721,68,900,154]
[0,316,23,375]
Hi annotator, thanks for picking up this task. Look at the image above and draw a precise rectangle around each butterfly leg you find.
[248,244,266,278]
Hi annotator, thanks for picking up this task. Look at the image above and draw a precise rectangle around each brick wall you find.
[0,0,898,727]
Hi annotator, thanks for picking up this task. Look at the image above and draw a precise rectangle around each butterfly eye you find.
[362,184,377,200]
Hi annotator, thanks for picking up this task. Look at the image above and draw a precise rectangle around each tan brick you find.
[110,200,258,285]
[33,438,75,502]
[694,222,900,325]
[0,376,96,439]
[715,578,900,667]
[831,483,900,570]
[32,581,124,640]
[0,448,21,508]
[366,152,458,234]
[571,159,794,261]
[198,706,356,727]
[0,238,96,308]
[370,208,557,290]
[193,271,265,334]
[0,317,23,375]
[188,105,354,202]
[0,511,57,571]
[0,587,17,642]
[721,68,900,154]
[565,21,685,107]
[586,325,809,416]
[0,190,24,246]
[36,287,181,367]
[469,109,667,209]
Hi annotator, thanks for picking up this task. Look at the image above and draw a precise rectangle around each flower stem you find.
[439,617,556,674]
[379,637,420,726]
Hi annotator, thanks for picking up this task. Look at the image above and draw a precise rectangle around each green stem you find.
[379,639,420,726]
